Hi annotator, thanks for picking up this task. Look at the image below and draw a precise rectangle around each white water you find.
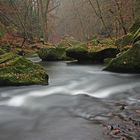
[0,61,140,140]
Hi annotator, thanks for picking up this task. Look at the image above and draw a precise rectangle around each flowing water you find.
[0,57,140,140]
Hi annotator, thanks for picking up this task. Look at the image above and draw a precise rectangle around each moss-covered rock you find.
[105,41,140,73]
[38,47,69,61]
[66,43,89,62]
[65,40,119,63]
[89,48,119,63]
[87,38,119,63]
[0,53,48,86]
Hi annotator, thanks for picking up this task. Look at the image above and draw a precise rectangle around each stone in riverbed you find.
[66,43,89,62]
[38,47,70,61]
[105,41,140,73]
[89,48,119,63]
[0,53,48,86]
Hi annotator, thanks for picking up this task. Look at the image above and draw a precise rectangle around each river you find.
[0,57,140,140]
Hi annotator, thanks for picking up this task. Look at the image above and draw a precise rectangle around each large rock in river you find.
[38,47,70,61]
[66,43,119,63]
[105,41,140,73]
[0,53,48,86]
[66,43,89,62]
[89,48,119,63]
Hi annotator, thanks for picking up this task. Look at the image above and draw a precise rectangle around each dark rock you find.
[105,42,140,73]
[66,44,89,62]
[66,42,119,63]
[90,48,119,63]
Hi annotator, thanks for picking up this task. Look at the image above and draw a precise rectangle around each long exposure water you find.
[0,57,140,140]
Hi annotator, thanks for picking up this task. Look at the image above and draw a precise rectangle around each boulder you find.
[66,44,89,62]
[89,48,119,63]
[66,41,119,63]
[0,53,48,86]
[38,47,69,61]
[105,41,140,73]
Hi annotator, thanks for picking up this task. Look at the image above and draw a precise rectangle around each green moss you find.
[89,37,115,47]
[0,53,15,64]
[106,21,140,72]
[104,58,113,64]
[100,38,115,46]
[115,21,140,47]
[0,48,5,55]
[38,47,69,61]
[88,36,100,46]
[105,42,140,73]
[0,53,48,86]
[65,41,119,63]
[115,33,133,47]
[66,43,89,61]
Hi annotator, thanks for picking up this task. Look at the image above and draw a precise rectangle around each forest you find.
[0,0,140,140]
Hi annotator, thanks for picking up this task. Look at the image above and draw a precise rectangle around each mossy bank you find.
[105,42,140,73]
[38,37,81,61]
[105,21,140,73]
[0,53,48,86]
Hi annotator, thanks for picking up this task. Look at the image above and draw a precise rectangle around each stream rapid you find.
[0,57,140,140]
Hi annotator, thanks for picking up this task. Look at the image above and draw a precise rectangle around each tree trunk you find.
[114,0,128,35]
[88,0,113,40]
[37,0,47,41]
[37,0,51,42]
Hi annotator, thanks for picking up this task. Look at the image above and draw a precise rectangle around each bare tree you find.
[88,0,113,39]
[113,0,127,35]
